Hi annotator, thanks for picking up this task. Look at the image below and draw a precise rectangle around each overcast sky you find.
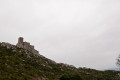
[0,0,120,70]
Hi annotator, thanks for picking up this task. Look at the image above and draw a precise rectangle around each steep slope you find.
[0,42,120,80]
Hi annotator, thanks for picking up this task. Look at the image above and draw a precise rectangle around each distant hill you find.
[104,68,120,71]
[0,41,120,80]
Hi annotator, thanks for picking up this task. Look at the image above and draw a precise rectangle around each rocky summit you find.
[0,38,120,80]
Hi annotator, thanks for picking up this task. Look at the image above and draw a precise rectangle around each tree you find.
[116,54,120,67]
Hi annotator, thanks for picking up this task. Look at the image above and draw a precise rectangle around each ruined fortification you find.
[16,37,39,56]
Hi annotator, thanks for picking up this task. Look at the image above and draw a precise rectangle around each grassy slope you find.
[0,45,120,80]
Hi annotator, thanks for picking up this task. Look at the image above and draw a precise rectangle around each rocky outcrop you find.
[0,37,40,56]
[0,42,34,57]
[0,42,16,49]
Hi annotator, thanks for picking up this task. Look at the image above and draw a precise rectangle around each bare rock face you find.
[16,37,40,56]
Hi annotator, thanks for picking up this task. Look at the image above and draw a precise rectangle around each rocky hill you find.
[0,38,120,80]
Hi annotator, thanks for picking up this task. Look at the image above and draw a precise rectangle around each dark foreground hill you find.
[0,42,120,80]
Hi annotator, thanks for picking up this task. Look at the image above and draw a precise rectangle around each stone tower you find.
[18,37,23,44]
[16,37,24,48]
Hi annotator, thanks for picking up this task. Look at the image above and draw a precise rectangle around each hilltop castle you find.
[16,37,39,56]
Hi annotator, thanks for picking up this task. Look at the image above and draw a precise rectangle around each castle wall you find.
[16,37,39,56]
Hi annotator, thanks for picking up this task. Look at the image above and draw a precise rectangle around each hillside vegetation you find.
[0,43,120,80]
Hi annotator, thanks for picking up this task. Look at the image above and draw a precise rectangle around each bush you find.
[60,73,83,80]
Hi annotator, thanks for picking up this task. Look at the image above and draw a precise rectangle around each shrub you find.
[59,73,83,80]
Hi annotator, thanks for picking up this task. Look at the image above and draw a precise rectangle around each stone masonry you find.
[16,37,39,56]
